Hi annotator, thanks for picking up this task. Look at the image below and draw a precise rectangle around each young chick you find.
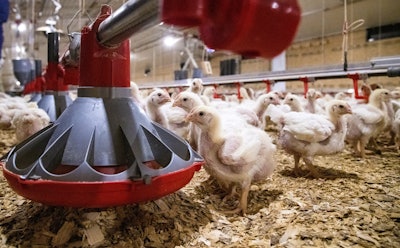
[305,88,324,114]
[345,89,392,158]
[283,93,305,112]
[130,81,145,110]
[186,105,277,215]
[187,78,204,95]
[393,109,400,152]
[144,88,171,128]
[276,100,352,177]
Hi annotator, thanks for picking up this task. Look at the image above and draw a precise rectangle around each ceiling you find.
[9,0,400,56]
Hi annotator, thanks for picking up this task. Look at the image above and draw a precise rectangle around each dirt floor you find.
[0,127,399,248]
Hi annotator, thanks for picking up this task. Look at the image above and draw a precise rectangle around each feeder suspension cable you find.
[342,0,364,71]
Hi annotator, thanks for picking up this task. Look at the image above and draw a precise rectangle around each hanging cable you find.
[342,0,364,71]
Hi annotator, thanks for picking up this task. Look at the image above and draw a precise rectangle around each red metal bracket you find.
[348,73,367,100]
[235,82,243,100]
[300,77,309,98]
[263,80,273,93]
[213,84,221,98]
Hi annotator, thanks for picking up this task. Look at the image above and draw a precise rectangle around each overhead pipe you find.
[97,0,160,47]
[138,62,395,90]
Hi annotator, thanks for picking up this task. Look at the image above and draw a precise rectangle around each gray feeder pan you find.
[5,87,202,183]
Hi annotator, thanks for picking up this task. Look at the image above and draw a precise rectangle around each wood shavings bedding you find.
[0,129,399,247]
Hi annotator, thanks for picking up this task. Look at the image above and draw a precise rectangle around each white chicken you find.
[11,108,51,143]
[187,78,204,95]
[186,105,277,214]
[144,88,172,128]
[345,88,392,158]
[172,91,253,149]
[271,100,352,177]
[172,91,206,150]
[393,109,400,152]
[162,101,191,140]
[305,88,324,114]
[201,86,215,104]
[246,92,282,124]
[130,81,145,110]
[283,93,305,112]
[144,88,190,140]
[0,96,39,129]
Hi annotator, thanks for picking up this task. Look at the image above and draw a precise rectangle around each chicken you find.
[345,89,392,158]
[173,91,280,148]
[248,92,282,124]
[11,107,51,143]
[144,88,171,128]
[0,96,39,129]
[130,81,145,110]
[393,109,400,152]
[161,101,191,140]
[186,105,277,214]
[272,100,352,177]
[283,93,304,112]
[172,91,206,150]
[172,91,252,149]
[305,88,324,114]
[202,86,215,104]
[187,78,204,95]
[144,88,190,139]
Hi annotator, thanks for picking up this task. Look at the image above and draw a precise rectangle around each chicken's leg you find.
[303,157,321,178]
[359,138,368,159]
[221,180,251,215]
[293,154,301,176]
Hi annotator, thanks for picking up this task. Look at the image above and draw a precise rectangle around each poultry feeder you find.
[23,59,45,102]
[2,4,203,208]
[2,0,300,208]
[37,32,73,122]
[12,58,32,88]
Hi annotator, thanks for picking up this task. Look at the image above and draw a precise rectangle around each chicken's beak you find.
[346,105,352,114]
[185,112,195,123]
[171,100,179,107]
[161,97,171,104]
[185,113,193,122]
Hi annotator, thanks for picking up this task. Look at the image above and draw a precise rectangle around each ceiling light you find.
[163,35,179,47]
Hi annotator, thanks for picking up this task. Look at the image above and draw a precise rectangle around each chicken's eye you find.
[339,105,344,108]
[199,111,204,116]
[290,98,294,101]
[183,98,187,102]
[269,97,273,100]
[157,93,162,97]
